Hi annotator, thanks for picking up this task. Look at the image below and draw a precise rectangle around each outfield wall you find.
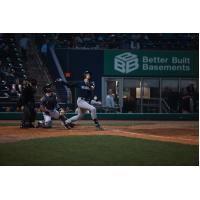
[0,112,198,120]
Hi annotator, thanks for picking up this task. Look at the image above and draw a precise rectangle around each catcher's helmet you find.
[43,83,53,93]
[83,70,92,79]
[29,79,37,86]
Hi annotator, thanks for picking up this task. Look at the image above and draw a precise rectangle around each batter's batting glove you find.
[90,81,95,89]
[55,78,63,83]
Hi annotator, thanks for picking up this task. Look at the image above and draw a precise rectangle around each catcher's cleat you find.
[36,121,52,128]
[28,124,35,128]
[36,121,43,128]
[20,122,31,128]
[20,124,29,128]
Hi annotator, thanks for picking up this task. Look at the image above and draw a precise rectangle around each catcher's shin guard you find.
[36,120,52,128]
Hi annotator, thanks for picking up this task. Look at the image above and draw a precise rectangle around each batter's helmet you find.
[83,70,92,79]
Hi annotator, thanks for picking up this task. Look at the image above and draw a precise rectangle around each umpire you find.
[19,79,37,128]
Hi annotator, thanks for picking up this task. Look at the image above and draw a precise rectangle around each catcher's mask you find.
[43,84,53,94]
[30,79,37,87]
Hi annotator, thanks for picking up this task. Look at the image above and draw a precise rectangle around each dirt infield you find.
[0,120,198,145]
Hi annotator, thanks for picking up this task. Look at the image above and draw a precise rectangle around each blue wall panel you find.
[55,49,104,99]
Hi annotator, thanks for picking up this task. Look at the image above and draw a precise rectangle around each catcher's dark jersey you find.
[40,93,58,110]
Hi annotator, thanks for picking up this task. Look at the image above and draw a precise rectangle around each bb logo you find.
[114,52,139,74]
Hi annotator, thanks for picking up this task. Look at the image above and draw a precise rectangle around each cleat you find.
[36,121,52,128]
[20,124,29,128]
[36,121,43,128]
[64,123,71,129]
[68,123,75,128]
[20,122,29,128]
[29,124,35,128]
[61,121,71,129]
[96,124,104,131]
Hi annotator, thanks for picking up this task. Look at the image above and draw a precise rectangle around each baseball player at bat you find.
[56,71,103,130]
[36,83,71,129]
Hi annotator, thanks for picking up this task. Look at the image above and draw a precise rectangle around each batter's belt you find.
[78,97,91,103]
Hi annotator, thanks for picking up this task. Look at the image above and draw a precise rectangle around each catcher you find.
[37,83,72,129]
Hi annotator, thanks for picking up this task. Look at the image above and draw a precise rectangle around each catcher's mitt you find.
[44,111,50,115]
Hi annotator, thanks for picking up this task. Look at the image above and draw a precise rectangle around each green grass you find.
[0,122,20,126]
[0,135,198,166]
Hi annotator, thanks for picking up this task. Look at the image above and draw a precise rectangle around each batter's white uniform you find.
[66,97,97,124]
[62,78,102,129]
